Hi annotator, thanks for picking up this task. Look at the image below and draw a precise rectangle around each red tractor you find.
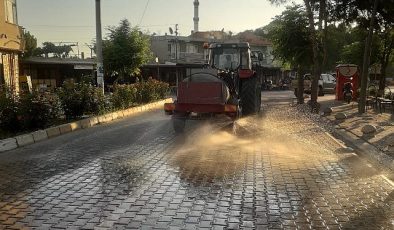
[164,42,262,132]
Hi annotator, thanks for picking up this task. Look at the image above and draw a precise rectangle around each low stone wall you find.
[0,98,172,153]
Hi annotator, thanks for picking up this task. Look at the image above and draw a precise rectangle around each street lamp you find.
[95,0,104,93]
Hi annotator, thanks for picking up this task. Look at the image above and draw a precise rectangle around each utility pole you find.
[95,0,104,93]
[85,43,94,58]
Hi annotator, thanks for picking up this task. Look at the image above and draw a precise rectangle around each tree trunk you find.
[304,0,322,110]
[297,66,305,104]
[378,28,393,92]
[358,0,379,114]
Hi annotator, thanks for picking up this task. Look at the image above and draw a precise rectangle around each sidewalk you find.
[317,95,394,171]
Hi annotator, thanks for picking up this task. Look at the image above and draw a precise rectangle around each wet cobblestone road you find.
[0,97,393,229]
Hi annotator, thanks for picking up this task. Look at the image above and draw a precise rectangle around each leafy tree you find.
[54,45,73,58]
[269,0,330,111]
[338,26,380,68]
[22,30,37,58]
[324,23,350,71]
[42,42,56,58]
[103,19,152,83]
[40,42,73,58]
[266,4,313,104]
[333,0,394,113]
[376,26,394,92]
[33,47,44,57]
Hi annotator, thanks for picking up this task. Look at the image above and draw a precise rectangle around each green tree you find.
[42,42,56,58]
[33,47,44,57]
[324,23,349,71]
[376,26,394,92]
[53,45,73,58]
[22,30,37,58]
[103,19,152,83]
[338,26,380,68]
[269,0,330,112]
[333,0,394,113]
[266,4,313,104]
[40,42,73,58]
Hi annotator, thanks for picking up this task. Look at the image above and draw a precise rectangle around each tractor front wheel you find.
[241,77,261,116]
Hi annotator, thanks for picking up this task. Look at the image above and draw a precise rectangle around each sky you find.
[17,0,301,56]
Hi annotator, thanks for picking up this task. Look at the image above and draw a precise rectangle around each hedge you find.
[0,79,169,135]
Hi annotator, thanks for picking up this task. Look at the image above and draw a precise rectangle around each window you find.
[5,0,18,24]
[168,44,171,52]
[180,43,186,53]
[240,49,251,70]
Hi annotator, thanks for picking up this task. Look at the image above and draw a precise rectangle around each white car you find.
[292,73,336,96]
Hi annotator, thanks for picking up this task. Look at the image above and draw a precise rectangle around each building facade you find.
[147,31,279,86]
[0,0,23,93]
[150,31,275,66]
[151,35,209,65]
[20,57,96,91]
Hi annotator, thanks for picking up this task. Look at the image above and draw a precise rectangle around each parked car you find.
[291,73,336,96]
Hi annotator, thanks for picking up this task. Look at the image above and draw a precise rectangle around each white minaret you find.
[193,0,199,33]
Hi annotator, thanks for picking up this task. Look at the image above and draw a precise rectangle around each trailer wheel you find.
[172,117,185,133]
[241,77,260,115]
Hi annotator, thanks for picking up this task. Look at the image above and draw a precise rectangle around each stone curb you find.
[334,128,394,171]
[15,134,35,147]
[32,130,48,142]
[0,138,18,152]
[321,116,394,171]
[0,98,172,153]
[46,127,61,138]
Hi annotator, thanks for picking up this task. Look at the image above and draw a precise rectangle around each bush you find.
[0,87,61,132]
[0,79,169,135]
[57,80,106,119]
[0,88,19,132]
[87,87,107,115]
[135,79,169,104]
[111,84,137,110]
[18,92,61,130]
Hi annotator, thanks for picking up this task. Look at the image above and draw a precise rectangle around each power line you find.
[138,0,150,26]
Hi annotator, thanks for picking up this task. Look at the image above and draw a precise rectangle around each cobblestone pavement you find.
[0,95,393,229]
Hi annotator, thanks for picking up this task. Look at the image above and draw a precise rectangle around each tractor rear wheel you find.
[241,77,261,116]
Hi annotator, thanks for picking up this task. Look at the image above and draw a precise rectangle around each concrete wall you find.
[0,0,23,51]
[0,0,23,92]
[151,36,170,64]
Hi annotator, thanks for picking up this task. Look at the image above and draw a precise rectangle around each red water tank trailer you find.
[335,64,359,101]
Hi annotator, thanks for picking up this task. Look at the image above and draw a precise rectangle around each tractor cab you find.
[208,43,252,71]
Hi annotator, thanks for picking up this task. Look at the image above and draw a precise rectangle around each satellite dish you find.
[169,27,174,35]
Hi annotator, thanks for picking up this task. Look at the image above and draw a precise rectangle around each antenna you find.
[175,24,179,36]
